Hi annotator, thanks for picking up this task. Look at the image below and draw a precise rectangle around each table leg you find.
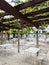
[37,52,39,56]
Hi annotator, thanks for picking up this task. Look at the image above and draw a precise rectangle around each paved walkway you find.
[0,38,49,65]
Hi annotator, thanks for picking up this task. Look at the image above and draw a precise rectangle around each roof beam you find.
[0,18,16,22]
[0,22,21,29]
[0,18,27,28]
[29,15,49,20]
[0,0,35,27]
[0,13,9,18]
[0,0,49,28]
[33,19,49,26]
[0,19,49,29]
[0,28,9,31]
[0,13,49,22]
[0,13,49,26]
[35,21,49,26]
[35,19,49,23]
[24,7,49,17]
[15,0,48,11]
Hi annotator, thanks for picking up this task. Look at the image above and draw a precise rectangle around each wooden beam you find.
[18,30,20,53]
[0,16,28,29]
[0,22,21,29]
[36,31,39,56]
[29,15,49,20]
[0,0,35,27]
[0,17,16,22]
[0,18,27,29]
[0,13,9,18]
[0,18,49,29]
[19,19,49,28]
[36,31,38,49]
[0,28,9,31]
[15,0,48,11]
[0,0,49,28]
[0,19,49,30]
[33,20,49,26]
[0,13,29,28]
[35,19,49,23]
[0,14,49,28]
[24,7,49,17]
[0,13,49,22]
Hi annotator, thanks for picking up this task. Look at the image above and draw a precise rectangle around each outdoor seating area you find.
[0,36,49,65]
[0,0,49,65]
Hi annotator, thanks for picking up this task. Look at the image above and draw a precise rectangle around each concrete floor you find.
[0,38,49,65]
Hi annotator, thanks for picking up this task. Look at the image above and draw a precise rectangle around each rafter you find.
[15,0,48,11]
[29,15,49,20]
[0,13,8,18]
[0,0,35,27]
[24,7,49,17]
[0,17,16,22]
[35,21,49,26]
[33,19,49,26]
[0,28,9,31]
[0,13,49,23]
[0,18,28,28]
[34,19,49,23]
[0,0,49,28]
[0,22,21,29]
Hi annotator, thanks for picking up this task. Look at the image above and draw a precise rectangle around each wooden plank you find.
[24,7,49,17]
[0,13,49,28]
[0,18,27,29]
[0,0,49,28]
[0,28,9,31]
[0,16,28,29]
[29,15,49,20]
[15,0,48,11]
[0,19,49,30]
[0,0,35,27]
[35,19,49,23]
[0,27,9,31]
[0,22,21,29]
[0,13,9,18]
[0,13,49,22]
[33,20,49,26]
[1,17,16,22]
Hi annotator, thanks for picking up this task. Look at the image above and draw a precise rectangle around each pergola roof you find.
[24,7,49,17]
[0,0,49,31]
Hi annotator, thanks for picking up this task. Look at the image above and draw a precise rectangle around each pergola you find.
[0,0,49,53]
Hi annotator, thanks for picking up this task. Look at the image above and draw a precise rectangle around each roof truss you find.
[0,0,49,30]
[15,0,48,11]
[24,7,49,17]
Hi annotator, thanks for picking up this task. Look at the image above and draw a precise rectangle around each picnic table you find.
[25,47,40,56]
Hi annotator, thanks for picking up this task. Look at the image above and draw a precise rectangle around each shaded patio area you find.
[0,0,49,65]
